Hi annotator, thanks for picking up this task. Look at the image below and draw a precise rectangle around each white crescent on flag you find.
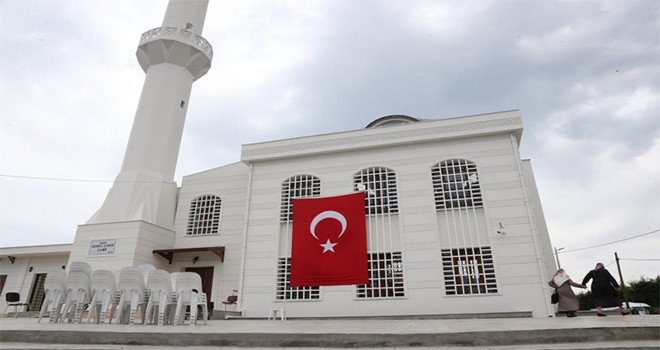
[309,210,347,241]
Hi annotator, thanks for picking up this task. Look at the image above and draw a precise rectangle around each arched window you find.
[277,174,321,300]
[353,166,399,215]
[280,174,321,223]
[432,160,497,295]
[186,195,221,235]
[353,167,405,299]
[432,159,483,210]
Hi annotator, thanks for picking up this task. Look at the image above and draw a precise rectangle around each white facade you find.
[0,1,557,318]
[232,110,557,318]
[0,110,558,318]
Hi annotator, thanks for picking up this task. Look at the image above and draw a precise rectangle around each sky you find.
[1,0,658,283]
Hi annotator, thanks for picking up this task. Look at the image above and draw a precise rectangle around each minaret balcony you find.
[137,26,213,81]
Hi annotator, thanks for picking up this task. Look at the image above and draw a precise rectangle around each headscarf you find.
[553,268,570,287]
[595,262,604,271]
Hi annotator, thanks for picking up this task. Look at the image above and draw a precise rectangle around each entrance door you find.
[29,273,47,311]
[185,266,214,301]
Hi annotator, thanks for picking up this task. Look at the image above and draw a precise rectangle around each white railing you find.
[139,27,213,58]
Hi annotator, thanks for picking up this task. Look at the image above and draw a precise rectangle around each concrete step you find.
[0,315,658,348]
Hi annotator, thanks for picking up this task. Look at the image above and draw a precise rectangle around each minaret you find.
[69,0,213,269]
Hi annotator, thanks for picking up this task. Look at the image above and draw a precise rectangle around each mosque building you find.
[0,0,557,319]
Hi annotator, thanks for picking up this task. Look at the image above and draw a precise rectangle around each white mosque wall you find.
[171,162,249,308]
[70,221,175,272]
[238,122,554,318]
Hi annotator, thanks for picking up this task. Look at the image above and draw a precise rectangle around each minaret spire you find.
[87,0,212,228]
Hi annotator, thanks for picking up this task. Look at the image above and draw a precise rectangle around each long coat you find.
[582,268,621,308]
[548,279,582,312]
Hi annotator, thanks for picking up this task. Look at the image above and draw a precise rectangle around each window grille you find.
[432,159,483,210]
[356,251,405,299]
[353,167,399,215]
[186,195,221,235]
[441,247,497,295]
[280,175,321,222]
[276,257,320,300]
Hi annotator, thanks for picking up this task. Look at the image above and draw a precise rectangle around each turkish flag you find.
[290,192,368,287]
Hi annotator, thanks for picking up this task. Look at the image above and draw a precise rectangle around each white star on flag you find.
[320,239,337,253]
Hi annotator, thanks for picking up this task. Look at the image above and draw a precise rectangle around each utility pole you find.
[614,252,632,312]
[554,247,564,269]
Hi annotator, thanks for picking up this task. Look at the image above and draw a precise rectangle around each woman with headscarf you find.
[548,269,586,317]
[581,262,630,316]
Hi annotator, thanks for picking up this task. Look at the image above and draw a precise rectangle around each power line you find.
[560,228,660,254]
[0,174,113,183]
[0,174,171,184]
[620,258,660,262]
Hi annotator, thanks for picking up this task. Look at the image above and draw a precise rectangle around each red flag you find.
[290,192,368,287]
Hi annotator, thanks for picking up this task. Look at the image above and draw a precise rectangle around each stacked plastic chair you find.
[144,269,176,325]
[87,270,117,324]
[166,272,181,325]
[173,272,208,325]
[169,272,180,291]
[115,267,147,325]
[37,268,68,323]
[60,261,92,323]
[138,264,156,283]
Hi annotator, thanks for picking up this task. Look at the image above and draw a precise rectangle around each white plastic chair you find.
[60,261,92,323]
[144,269,176,325]
[87,270,117,324]
[169,272,180,291]
[138,264,156,283]
[115,267,147,325]
[38,269,68,323]
[165,272,181,324]
[173,272,207,325]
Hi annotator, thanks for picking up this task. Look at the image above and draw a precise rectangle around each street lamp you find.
[554,247,565,269]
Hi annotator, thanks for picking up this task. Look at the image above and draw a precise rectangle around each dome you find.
[365,115,420,128]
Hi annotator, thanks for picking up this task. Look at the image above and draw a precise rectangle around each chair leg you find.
[87,295,98,324]
[129,291,146,325]
[49,298,63,323]
[74,303,84,323]
[73,291,85,323]
[174,300,185,325]
[86,304,95,324]
[201,304,208,325]
[145,299,154,325]
[115,294,127,324]
[190,304,198,325]
[100,292,111,324]
[38,300,51,323]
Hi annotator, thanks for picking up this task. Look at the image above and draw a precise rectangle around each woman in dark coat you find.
[581,262,630,316]
[548,269,586,317]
